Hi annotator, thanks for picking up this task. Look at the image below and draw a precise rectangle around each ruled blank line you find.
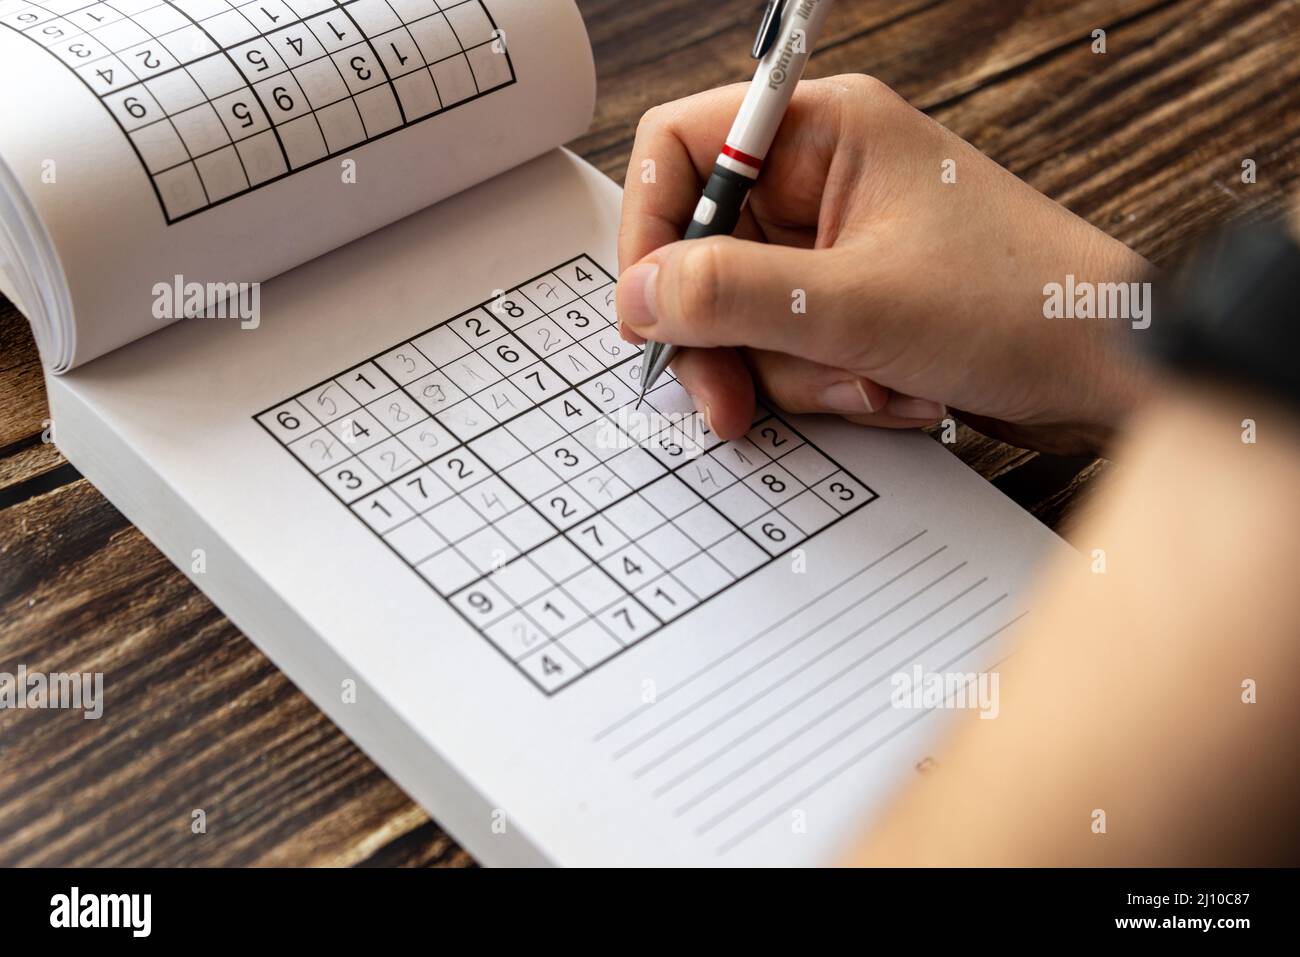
[656,583,1000,803]
[612,546,952,762]
[670,592,1005,814]
[711,616,1027,854]
[593,529,929,743]
[630,564,977,780]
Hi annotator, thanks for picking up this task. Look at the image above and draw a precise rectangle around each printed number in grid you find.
[0,0,517,222]
[256,255,879,694]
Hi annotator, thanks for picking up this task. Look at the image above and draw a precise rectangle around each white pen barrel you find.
[725,0,836,165]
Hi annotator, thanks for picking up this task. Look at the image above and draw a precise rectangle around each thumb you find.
[616,237,863,367]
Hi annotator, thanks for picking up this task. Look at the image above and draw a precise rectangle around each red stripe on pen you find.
[721,144,764,170]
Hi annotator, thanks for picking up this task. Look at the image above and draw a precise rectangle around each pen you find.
[635,0,837,407]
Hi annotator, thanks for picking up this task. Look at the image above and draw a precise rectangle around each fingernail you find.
[616,263,660,332]
[819,380,875,414]
[687,390,709,426]
[886,396,947,421]
[703,402,715,435]
[855,379,877,414]
[618,321,646,345]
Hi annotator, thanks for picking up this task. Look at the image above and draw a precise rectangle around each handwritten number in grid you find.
[255,256,876,693]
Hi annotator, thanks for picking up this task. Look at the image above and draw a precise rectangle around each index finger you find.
[619,77,858,273]
[618,83,758,273]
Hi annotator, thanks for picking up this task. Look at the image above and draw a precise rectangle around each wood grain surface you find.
[1,0,1297,866]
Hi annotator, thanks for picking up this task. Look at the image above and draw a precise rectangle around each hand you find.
[616,75,1155,455]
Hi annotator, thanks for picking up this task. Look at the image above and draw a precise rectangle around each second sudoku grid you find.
[0,0,515,221]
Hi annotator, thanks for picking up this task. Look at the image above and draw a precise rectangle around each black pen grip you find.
[683,163,756,240]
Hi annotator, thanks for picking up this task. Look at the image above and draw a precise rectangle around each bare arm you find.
[849,382,1300,865]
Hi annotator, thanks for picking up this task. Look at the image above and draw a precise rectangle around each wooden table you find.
[2,0,1297,866]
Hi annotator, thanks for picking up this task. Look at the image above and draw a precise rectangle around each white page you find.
[0,0,595,370]
[48,148,1079,865]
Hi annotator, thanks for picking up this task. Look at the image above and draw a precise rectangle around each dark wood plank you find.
[928,0,1300,261]
[0,480,473,867]
[0,436,67,504]
[0,0,1295,866]
[0,299,52,447]
[573,0,1176,178]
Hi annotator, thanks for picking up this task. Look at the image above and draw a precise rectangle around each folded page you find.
[0,0,595,370]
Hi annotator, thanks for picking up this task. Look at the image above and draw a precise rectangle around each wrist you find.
[1060,232,1161,453]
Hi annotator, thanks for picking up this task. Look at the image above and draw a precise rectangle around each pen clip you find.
[752,0,787,59]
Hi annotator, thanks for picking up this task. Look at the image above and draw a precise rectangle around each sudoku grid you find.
[254,256,878,694]
[0,0,515,223]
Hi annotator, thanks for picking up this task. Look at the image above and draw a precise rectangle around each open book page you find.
[0,0,595,371]
[47,148,1078,865]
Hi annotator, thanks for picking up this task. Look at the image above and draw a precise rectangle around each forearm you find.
[849,380,1300,865]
